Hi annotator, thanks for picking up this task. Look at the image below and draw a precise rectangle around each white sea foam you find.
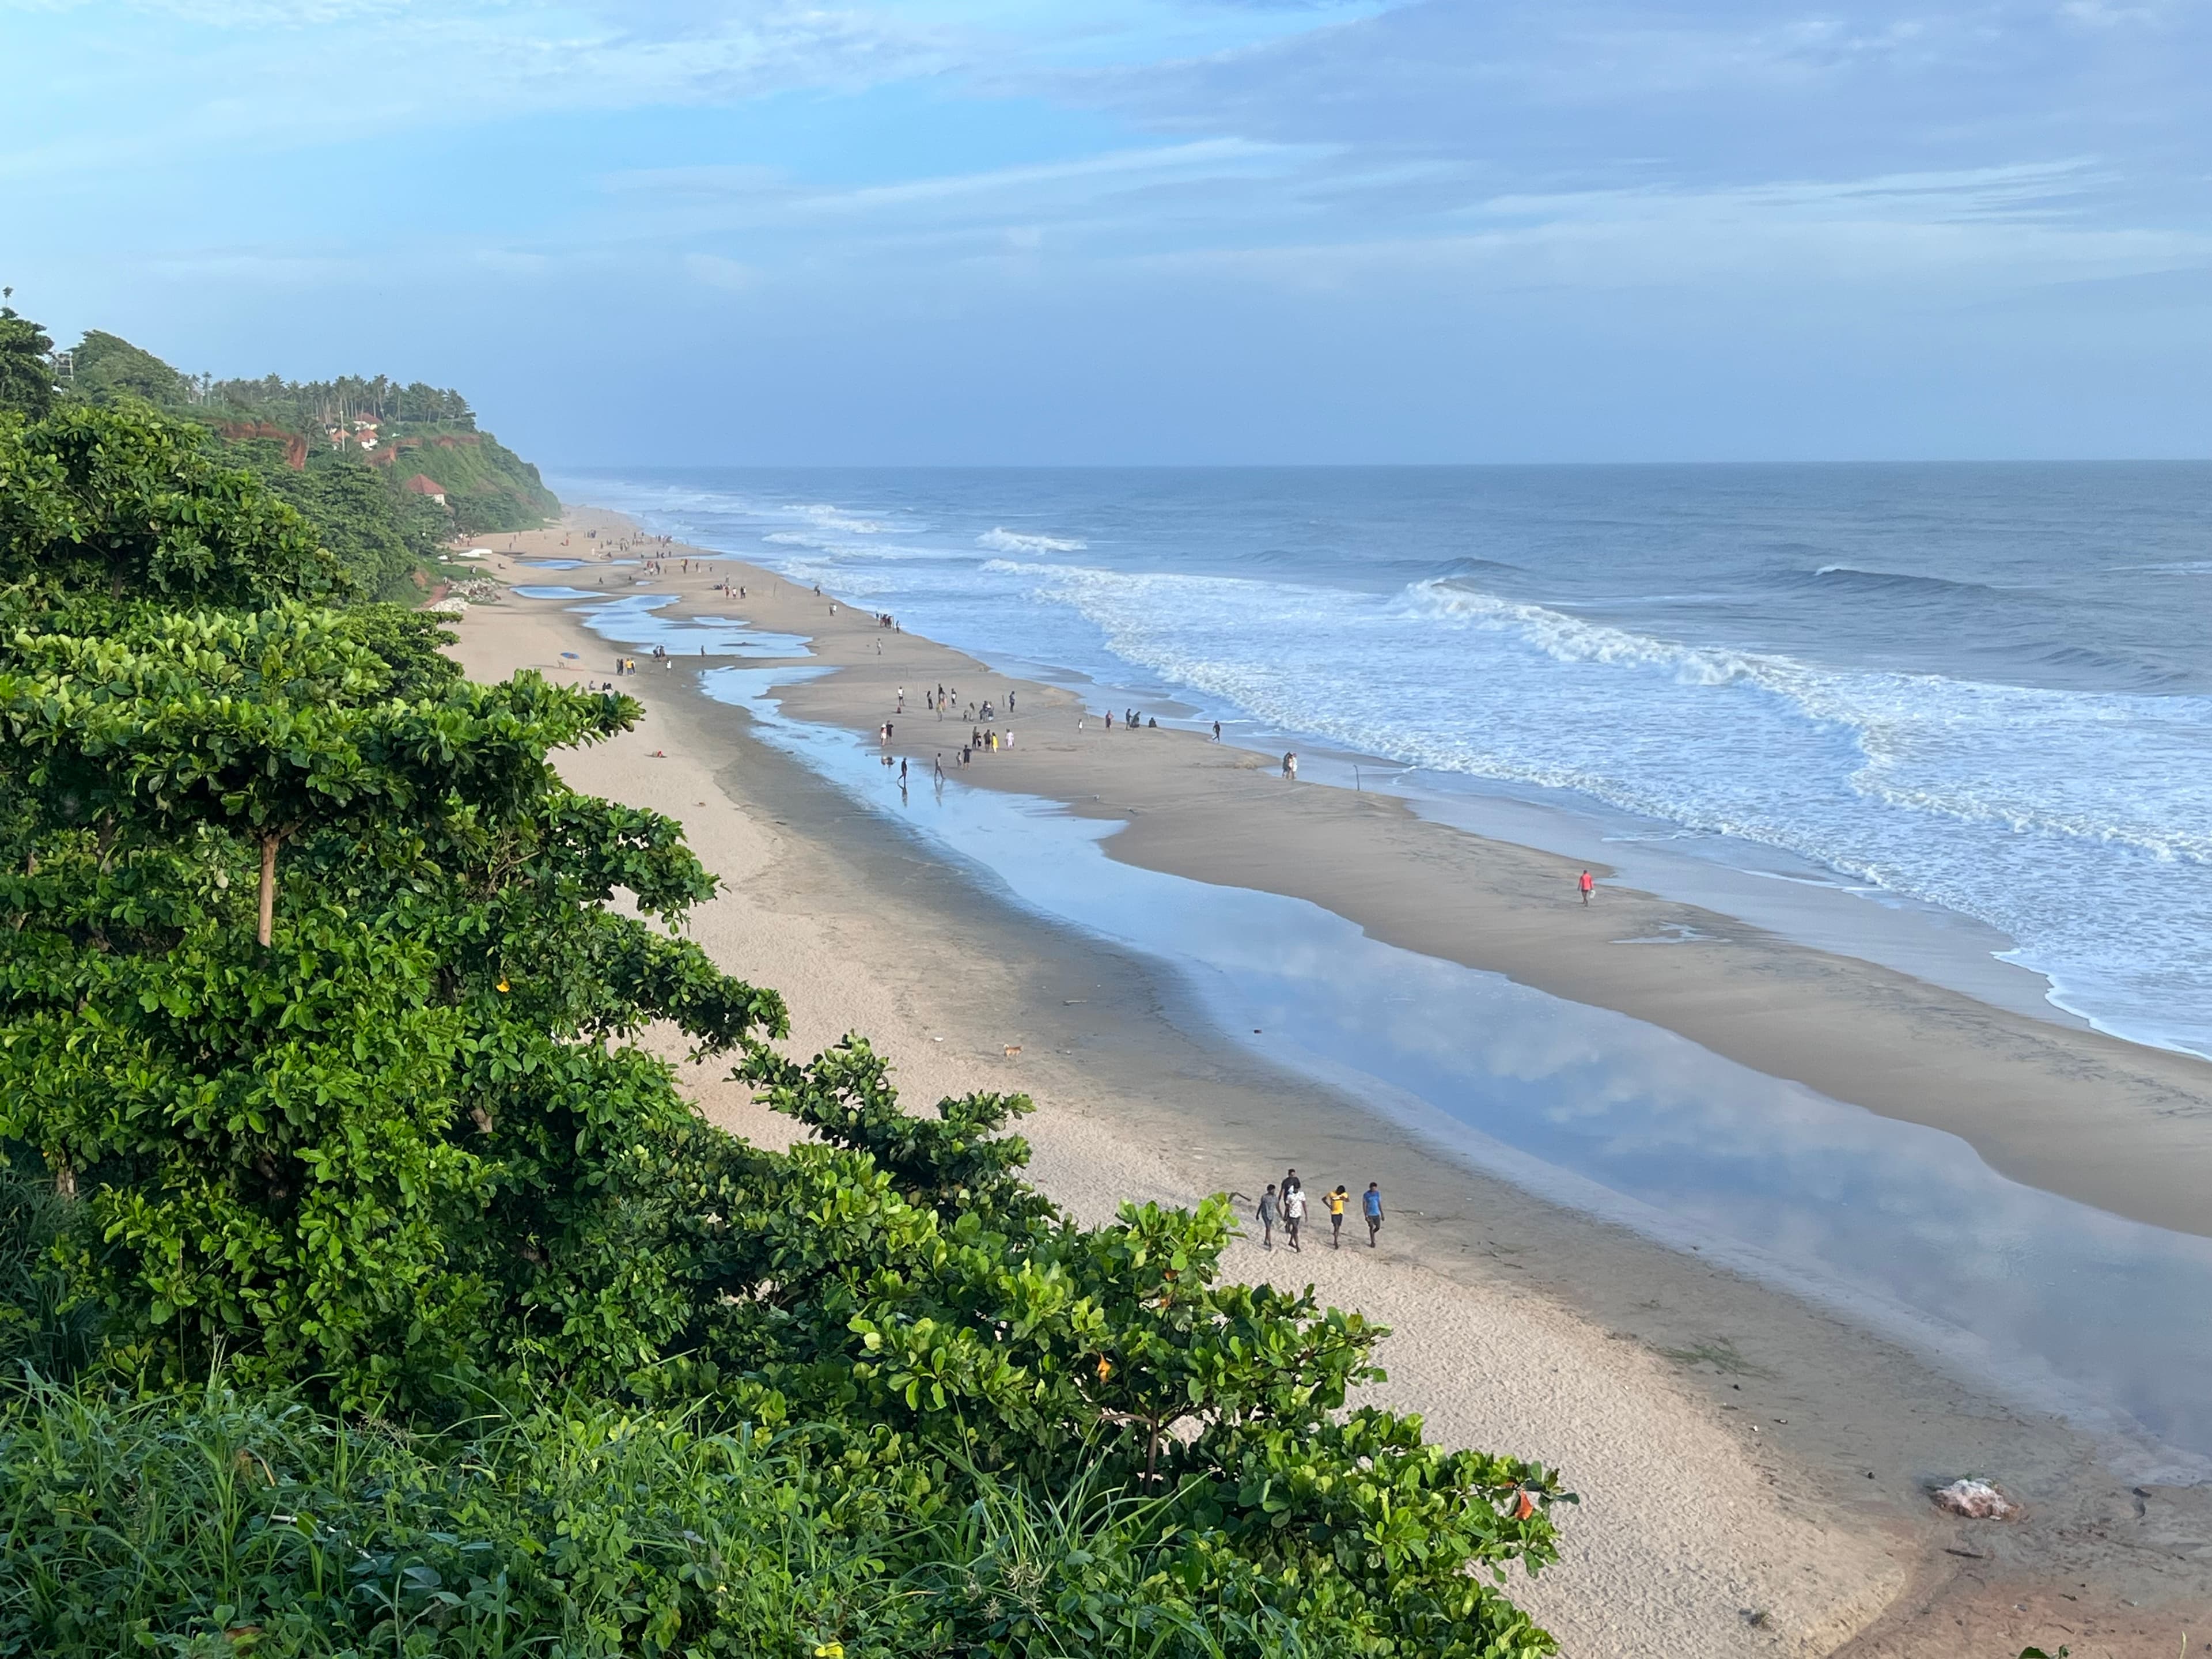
[979,527,1088,554]
[994,560,2212,1055]
[794,504,891,534]
[578,470,2212,1059]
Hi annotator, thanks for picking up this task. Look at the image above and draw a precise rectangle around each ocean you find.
[551,463,2212,1059]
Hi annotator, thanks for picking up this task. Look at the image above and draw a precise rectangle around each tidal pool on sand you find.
[585,599,2212,1472]
[758,679,2212,1475]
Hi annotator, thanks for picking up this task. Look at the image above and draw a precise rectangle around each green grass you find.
[0,1384,1319,1659]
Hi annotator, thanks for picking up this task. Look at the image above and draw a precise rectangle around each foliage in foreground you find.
[0,391,1572,1656]
[4,1382,1328,1659]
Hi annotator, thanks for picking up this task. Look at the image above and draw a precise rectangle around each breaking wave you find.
[992,560,2212,1052]
[555,466,2212,1059]
[979,528,1088,554]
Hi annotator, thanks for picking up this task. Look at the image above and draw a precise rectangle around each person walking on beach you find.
[1326,1185,1348,1248]
[934,753,945,783]
[1282,1183,1306,1251]
[1282,752,1298,781]
[1212,721,1221,741]
[1255,1184,1280,1249]
[899,758,908,787]
[1578,869,1594,906]
[1362,1181,1384,1247]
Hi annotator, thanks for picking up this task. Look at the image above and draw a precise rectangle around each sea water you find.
[555,465,2212,1060]
[541,573,2212,1471]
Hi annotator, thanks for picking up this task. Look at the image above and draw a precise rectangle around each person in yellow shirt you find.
[1325,1185,1349,1248]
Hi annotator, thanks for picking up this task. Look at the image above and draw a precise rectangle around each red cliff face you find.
[217,422,309,470]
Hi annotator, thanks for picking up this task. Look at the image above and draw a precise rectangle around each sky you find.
[5,0,2210,464]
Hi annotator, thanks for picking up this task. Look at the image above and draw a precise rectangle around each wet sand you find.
[442,513,2212,1657]
[523,527,2212,1240]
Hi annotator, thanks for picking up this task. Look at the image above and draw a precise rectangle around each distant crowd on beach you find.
[1253,1171,1384,1252]
[903,681,1021,779]
[570,558,1607,911]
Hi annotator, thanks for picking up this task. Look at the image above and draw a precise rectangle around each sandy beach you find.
[444,511,2212,1657]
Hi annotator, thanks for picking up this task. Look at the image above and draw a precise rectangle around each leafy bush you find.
[0,1164,98,1381]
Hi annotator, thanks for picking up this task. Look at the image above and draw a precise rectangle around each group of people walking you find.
[927,685,1013,721]
[1253,1171,1383,1252]
[911,684,1017,772]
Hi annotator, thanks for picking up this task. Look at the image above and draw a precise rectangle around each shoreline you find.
[492,521,2212,1243]
[446,510,2212,1655]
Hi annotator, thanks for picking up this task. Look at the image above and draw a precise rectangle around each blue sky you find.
[6,0,2209,463]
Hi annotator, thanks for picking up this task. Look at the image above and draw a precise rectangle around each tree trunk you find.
[257,835,278,948]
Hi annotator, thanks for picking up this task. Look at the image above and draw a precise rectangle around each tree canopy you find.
[0,305,55,418]
[68,328,191,405]
[0,402,344,608]
[0,385,1575,1657]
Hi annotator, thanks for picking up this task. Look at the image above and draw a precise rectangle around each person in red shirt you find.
[1578,870,1594,906]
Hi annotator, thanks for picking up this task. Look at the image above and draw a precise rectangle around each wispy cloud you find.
[8,0,2206,460]
[1123,162,2212,300]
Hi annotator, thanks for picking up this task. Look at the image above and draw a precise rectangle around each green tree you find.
[263,452,449,599]
[0,304,55,418]
[67,328,190,405]
[0,396,1571,1652]
[0,403,340,607]
[0,604,786,1400]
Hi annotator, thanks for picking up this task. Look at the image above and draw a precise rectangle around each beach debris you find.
[1931,1478,2016,1520]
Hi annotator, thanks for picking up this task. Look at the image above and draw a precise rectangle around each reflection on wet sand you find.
[573,593,2212,1472]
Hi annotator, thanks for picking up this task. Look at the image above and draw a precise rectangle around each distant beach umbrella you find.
[559,651,579,660]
